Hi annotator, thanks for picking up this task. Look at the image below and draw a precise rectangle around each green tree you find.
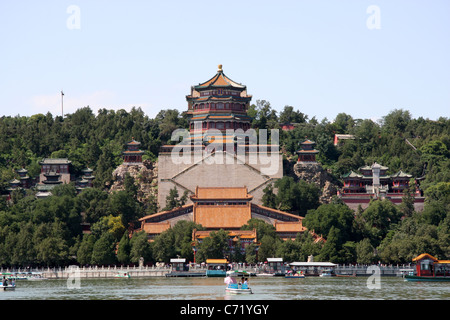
[437,215,450,258]
[171,220,203,262]
[117,232,131,264]
[381,109,412,134]
[251,100,278,129]
[377,217,442,263]
[231,238,245,263]
[77,234,96,265]
[318,226,345,263]
[90,215,126,242]
[399,184,416,218]
[303,203,356,243]
[297,232,322,261]
[356,238,376,264]
[91,233,117,265]
[75,187,111,224]
[163,187,188,211]
[109,190,142,228]
[257,234,279,263]
[360,199,402,247]
[333,113,354,134]
[245,243,257,264]
[195,229,229,263]
[94,142,120,189]
[129,231,152,264]
[152,229,176,263]
[155,109,188,142]
[275,239,302,262]
[241,218,277,241]
[36,236,69,266]
[279,105,307,124]
[261,183,277,208]
[11,222,35,266]
[266,176,320,215]
[124,173,139,198]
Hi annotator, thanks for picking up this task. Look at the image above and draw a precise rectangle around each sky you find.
[0,0,449,122]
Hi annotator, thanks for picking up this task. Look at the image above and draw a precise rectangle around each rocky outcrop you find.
[293,162,339,204]
[110,160,158,202]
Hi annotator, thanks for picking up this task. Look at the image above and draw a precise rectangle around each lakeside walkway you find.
[1,265,171,279]
[1,263,414,279]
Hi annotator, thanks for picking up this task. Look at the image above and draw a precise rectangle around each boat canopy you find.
[289,262,337,267]
[206,259,228,264]
[227,270,250,276]
[267,258,283,263]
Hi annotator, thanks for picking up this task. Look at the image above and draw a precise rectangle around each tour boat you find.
[2,272,27,280]
[0,284,16,291]
[404,274,450,282]
[285,271,305,278]
[114,272,130,278]
[206,259,228,277]
[335,272,357,278]
[319,269,336,277]
[255,273,275,277]
[404,253,450,282]
[224,270,252,294]
[26,272,48,281]
[225,283,252,294]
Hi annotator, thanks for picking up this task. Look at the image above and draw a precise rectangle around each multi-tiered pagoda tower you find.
[185,64,253,144]
[158,65,283,208]
[122,138,144,165]
[296,139,319,163]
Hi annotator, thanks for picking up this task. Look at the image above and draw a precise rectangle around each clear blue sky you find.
[1,0,449,122]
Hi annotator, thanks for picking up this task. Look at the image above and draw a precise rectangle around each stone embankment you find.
[1,264,414,279]
[1,265,171,279]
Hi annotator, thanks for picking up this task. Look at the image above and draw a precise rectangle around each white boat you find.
[114,272,130,278]
[27,273,48,281]
[3,273,27,280]
[0,284,16,291]
[255,273,275,277]
[285,271,305,278]
[225,283,252,294]
[319,269,335,277]
[224,270,252,294]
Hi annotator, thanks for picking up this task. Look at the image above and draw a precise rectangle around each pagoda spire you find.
[185,65,253,143]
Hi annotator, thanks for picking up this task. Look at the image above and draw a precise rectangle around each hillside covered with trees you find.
[0,102,448,267]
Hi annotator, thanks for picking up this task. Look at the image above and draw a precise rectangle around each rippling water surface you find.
[1,276,449,300]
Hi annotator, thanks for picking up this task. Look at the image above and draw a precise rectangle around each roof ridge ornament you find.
[218,64,223,72]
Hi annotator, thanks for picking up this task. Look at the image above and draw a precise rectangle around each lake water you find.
[1,276,449,300]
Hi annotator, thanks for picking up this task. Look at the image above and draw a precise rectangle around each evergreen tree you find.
[262,184,276,208]
[129,231,152,264]
[356,238,376,264]
[91,233,117,265]
[163,187,188,211]
[77,234,96,265]
[195,230,229,262]
[152,229,176,263]
[117,232,131,264]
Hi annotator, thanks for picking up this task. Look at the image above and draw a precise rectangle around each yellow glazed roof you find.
[412,253,438,262]
[206,259,228,264]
